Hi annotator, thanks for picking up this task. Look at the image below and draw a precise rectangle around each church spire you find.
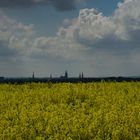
[32,72,35,79]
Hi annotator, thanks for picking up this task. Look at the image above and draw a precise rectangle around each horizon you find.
[0,0,140,77]
[1,72,140,79]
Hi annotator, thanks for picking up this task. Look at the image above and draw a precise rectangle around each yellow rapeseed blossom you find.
[0,82,140,140]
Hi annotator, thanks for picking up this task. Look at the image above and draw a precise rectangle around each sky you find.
[0,0,140,77]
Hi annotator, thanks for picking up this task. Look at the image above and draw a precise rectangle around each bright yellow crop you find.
[0,82,140,140]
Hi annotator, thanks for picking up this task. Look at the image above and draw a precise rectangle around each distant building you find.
[32,72,35,79]
[60,71,68,79]
[65,71,68,79]
[79,73,81,79]
[79,72,84,79]
[50,74,52,79]
[81,72,84,78]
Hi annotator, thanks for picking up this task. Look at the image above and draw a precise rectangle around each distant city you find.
[0,71,140,83]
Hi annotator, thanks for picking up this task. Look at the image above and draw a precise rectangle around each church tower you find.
[65,71,68,79]
[32,72,35,79]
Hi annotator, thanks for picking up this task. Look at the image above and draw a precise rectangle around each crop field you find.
[0,82,140,140]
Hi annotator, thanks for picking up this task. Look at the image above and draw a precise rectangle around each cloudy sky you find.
[0,0,140,77]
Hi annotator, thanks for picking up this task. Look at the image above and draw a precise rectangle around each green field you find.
[0,82,140,140]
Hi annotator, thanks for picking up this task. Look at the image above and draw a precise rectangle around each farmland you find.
[0,82,140,140]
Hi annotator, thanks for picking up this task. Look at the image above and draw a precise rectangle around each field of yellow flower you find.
[0,82,140,140]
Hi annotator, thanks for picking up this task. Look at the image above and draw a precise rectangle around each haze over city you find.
[0,0,140,77]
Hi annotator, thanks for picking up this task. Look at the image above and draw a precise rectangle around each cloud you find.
[64,0,140,52]
[1,0,140,58]
[0,0,140,76]
[52,0,76,11]
[0,10,35,58]
[30,0,140,75]
[0,0,87,11]
[16,0,140,57]
[78,8,116,43]
[0,40,17,58]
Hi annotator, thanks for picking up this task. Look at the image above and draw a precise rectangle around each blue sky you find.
[0,0,140,77]
[4,0,121,36]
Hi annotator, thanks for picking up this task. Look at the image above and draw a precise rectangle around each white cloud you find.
[0,10,35,57]
[78,8,116,42]
[0,0,140,76]
[32,35,87,60]
[114,0,140,40]
[1,0,140,59]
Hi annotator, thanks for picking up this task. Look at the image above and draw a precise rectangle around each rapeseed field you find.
[0,82,140,140]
